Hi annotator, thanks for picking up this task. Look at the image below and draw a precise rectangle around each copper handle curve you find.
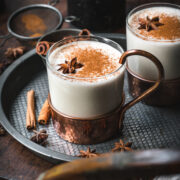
[118,49,164,128]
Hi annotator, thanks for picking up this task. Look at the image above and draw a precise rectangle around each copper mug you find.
[126,3,180,106]
[47,36,164,144]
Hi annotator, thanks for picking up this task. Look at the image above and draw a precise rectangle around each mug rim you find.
[46,35,125,81]
[126,2,180,42]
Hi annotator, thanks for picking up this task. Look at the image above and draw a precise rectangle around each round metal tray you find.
[0,33,180,163]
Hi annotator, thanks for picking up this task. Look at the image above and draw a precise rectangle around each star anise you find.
[112,139,133,152]
[5,46,25,59]
[77,147,100,158]
[30,129,48,145]
[0,123,6,136]
[138,16,164,32]
[57,57,83,74]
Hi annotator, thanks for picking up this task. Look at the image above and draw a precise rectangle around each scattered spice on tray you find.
[112,139,133,152]
[77,147,100,158]
[138,16,164,32]
[26,90,36,130]
[78,29,91,36]
[30,129,48,145]
[57,57,83,74]
[5,46,25,59]
[36,41,53,56]
[0,124,6,136]
[38,99,51,125]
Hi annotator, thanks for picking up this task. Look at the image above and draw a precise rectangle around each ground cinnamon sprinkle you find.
[132,13,180,40]
[21,14,47,37]
[139,14,180,40]
[64,48,118,78]
[30,32,43,37]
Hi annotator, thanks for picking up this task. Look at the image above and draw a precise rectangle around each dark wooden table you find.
[0,0,179,179]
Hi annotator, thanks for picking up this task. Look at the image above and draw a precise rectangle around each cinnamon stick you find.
[26,90,36,130]
[78,29,91,36]
[36,41,53,56]
[38,99,51,125]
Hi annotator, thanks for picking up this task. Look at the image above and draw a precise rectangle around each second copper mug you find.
[46,36,164,144]
[126,3,180,106]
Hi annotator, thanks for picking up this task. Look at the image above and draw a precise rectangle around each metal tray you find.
[0,33,180,163]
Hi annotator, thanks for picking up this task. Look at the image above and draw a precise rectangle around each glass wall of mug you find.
[46,36,125,118]
[126,3,180,81]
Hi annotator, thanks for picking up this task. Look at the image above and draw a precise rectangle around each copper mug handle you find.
[118,49,164,128]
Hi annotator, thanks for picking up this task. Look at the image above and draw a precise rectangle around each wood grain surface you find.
[0,0,180,180]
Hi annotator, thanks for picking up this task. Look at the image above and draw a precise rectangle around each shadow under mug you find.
[47,36,164,144]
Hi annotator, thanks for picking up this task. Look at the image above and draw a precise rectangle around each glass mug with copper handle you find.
[46,36,164,144]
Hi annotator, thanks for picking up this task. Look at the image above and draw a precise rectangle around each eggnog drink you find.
[47,38,125,118]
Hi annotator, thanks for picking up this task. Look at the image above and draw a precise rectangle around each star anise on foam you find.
[30,129,48,146]
[112,139,133,152]
[57,57,83,74]
[77,147,100,158]
[138,16,164,32]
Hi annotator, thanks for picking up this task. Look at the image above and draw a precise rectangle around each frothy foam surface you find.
[129,7,180,41]
[49,41,122,79]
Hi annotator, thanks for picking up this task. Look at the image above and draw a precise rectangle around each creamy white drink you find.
[127,4,180,80]
[47,40,124,118]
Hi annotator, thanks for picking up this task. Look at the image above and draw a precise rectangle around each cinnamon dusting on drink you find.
[131,12,180,40]
[59,46,119,78]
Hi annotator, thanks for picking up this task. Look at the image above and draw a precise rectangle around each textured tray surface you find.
[1,34,180,162]
[9,69,180,153]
